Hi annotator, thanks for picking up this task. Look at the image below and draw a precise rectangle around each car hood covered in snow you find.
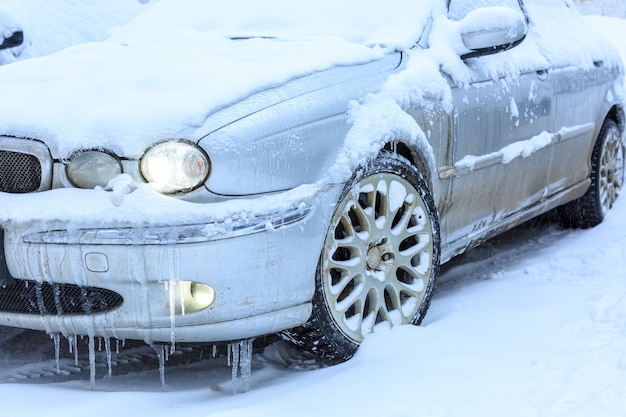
[0,0,433,160]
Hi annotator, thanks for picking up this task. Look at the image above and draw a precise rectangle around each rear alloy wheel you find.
[282,153,440,362]
[560,119,624,228]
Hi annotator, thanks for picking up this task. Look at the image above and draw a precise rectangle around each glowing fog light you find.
[140,140,210,194]
[66,151,122,189]
[171,281,216,315]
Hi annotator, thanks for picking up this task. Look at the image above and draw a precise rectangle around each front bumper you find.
[0,184,337,343]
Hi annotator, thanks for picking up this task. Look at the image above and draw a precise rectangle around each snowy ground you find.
[2,200,626,417]
[1,9,626,417]
[574,0,626,17]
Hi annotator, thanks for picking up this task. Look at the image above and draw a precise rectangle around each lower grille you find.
[0,280,123,315]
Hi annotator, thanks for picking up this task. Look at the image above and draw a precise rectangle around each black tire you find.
[559,119,624,229]
[281,153,440,363]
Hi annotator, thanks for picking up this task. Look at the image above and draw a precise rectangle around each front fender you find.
[198,53,403,196]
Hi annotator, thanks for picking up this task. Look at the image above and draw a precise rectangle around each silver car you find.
[0,0,623,363]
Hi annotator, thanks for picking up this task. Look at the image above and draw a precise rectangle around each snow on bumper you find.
[0,183,336,343]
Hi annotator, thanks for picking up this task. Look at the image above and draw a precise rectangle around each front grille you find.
[0,280,123,315]
[0,150,42,193]
[0,137,52,193]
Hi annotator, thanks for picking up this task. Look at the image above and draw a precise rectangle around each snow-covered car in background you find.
[0,0,623,363]
[0,8,22,59]
[0,0,151,65]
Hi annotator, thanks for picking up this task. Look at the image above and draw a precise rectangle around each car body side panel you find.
[434,0,624,259]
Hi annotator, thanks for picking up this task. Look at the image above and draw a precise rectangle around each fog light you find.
[170,281,215,315]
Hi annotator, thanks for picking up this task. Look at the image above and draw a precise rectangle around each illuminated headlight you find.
[66,151,122,189]
[140,140,210,193]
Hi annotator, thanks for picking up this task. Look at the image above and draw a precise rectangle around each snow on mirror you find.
[458,7,528,57]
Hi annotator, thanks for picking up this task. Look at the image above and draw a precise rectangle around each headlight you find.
[140,140,210,194]
[66,151,122,189]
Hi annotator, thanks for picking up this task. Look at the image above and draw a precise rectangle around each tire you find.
[281,153,440,362]
[559,119,624,229]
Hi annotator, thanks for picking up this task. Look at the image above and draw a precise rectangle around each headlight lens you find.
[140,141,210,193]
[66,151,122,189]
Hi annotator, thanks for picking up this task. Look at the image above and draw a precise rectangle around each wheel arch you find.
[382,141,435,190]
[605,104,625,135]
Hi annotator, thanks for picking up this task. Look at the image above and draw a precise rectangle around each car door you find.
[521,0,618,196]
[441,0,557,250]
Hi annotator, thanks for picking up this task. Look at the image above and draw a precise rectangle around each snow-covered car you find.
[0,8,22,55]
[0,0,151,65]
[0,0,623,363]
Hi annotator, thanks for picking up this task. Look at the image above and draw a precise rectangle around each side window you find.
[447,0,522,21]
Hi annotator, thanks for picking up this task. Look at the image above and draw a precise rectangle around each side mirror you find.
[458,7,528,59]
[0,30,24,50]
[0,8,24,51]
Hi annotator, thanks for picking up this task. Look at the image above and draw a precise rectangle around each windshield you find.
[109,0,434,51]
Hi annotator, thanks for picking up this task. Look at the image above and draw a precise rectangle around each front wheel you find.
[559,119,624,228]
[282,154,440,362]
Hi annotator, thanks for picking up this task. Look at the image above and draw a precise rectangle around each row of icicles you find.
[49,333,255,393]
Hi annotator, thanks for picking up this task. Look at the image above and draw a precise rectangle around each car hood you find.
[0,0,434,160]
[0,34,388,159]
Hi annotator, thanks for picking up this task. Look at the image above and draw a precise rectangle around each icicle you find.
[52,283,63,315]
[67,335,79,366]
[104,338,112,377]
[51,333,61,372]
[212,344,217,358]
[230,342,240,394]
[88,335,96,390]
[35,282,46,315]
[115,339,123,354]
[229,338,255,394]
[166,247,181,354]
[153,344,167,391]
[168,281,176,354]
[239,339,253,393]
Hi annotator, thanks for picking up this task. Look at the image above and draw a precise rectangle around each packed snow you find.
[574,0,626,16]
[0,1,625,417]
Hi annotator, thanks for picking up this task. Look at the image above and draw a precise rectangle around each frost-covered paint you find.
[0,0,623,347]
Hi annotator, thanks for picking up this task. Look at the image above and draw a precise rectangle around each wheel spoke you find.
[396,248,432,280]
[325,264,357,295]
[335,278,366,314]
[339,284,371,333]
